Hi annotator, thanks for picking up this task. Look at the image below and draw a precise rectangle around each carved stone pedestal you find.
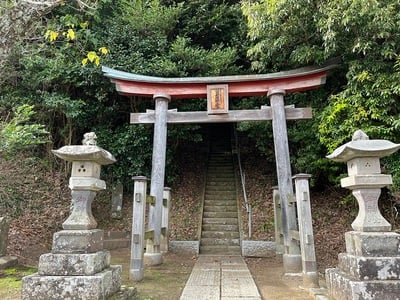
[326,231,400,300]
[22,229,121,300]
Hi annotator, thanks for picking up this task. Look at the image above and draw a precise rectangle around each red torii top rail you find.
[102,64,336,99]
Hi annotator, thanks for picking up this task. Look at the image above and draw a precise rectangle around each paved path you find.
[179,255,262,300]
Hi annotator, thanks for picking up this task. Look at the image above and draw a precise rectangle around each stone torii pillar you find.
[144,94,170,265]
[269,89,301,273]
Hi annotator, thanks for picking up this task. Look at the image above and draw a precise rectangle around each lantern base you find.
[326,231,400,300]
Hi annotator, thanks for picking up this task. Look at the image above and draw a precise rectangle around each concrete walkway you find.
[179,255,262,300]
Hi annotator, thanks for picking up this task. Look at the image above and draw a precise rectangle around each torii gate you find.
[103,64,336,273]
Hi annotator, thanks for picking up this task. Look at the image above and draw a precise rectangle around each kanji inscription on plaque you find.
[207,84,228,114]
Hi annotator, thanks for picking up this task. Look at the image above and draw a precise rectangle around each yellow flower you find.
[66,29,76,41]
[82,58,88,66]
[99,47,109,55]
[87,51,98,63]
[45,30,59,42]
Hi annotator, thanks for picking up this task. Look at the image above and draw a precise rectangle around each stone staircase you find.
[200,126,241,255]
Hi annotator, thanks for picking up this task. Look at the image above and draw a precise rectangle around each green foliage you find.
[318,0,399,60]
[94,124,153,186]
[237,121,274,161]
[161,36,239,76]
[241,0,400,191]
[383,153,400,192]
[319,60,400,152]
[172,0,248,49]
[0,104,49,157]
[242,0,327,71]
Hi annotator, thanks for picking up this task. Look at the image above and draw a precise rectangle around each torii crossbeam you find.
[102,65,334,99]
[130,106,312,124]
[103,63,336,273]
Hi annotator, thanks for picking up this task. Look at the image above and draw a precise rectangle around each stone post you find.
[22,133,122,300]
[0,217,9,258]
[160,187,171,253]
[130,176,147,281]
[326,130,400,300]
[111,182,123,219]
[293,174,319,288]
[272,186,284,254]
[268,89,301,273]
[0,217,18,269]
[145,94,170,265]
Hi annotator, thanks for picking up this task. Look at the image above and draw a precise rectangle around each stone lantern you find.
[326,129,400,232]
[22,133,124,300]
[52,133,116,230]
[325,130,400,300]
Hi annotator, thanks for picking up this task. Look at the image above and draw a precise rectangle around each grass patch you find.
[0,265,37,300]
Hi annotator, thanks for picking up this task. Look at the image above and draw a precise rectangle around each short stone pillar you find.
[325,130,400,300]
[293,174,319,289]
[160,187,171,253]
[0,217,18,269]
[130,176,147,281]
[272,186,284,254]
[111,182,123,219]
[22,133,122,300]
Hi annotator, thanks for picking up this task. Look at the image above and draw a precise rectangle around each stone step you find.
[205,193,236,200]
[205,190,236,195]
[207,166,234,172]
[207,168,234,172]
[203,211,238,218]
[204,197,236,202]
[209,152,232,157]
[206,175,235,181]
[200,238,240,246]
[202,224,239,232]
[205,185,235,191]
[206,181,235,187]
[207,165,233,170]
[201,231,240,239]
[203,205,237,212]
[206,186,236,191]
[206,175,235,180]
[204,200,237,206]
[207,171,235,176]
[208,158,233,163]
[199,245,241,255]
[202,218,238,225]
[205,198,236,203]
[207,162,233,166]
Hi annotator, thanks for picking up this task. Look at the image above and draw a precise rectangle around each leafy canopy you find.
[241,0,400,188]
